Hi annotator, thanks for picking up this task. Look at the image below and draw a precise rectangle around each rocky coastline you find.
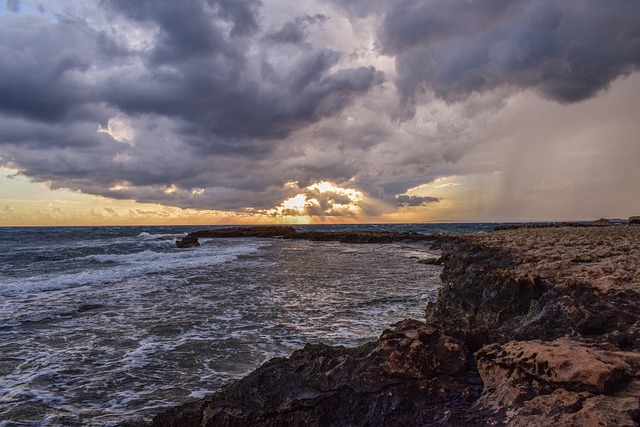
[134,224,640,426]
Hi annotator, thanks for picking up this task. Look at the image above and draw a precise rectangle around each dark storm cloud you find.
[0,0,386,212]
[97,1,382,140]
[3,0,638,217]
[102,0,239,64]
[265,14,329,45]
[376,0,640,106]
[0,15,97,122]
[395,195,439,207]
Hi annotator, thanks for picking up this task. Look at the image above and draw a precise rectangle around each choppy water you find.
[0,224,493,426]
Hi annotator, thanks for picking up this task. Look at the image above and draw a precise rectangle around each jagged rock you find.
[148,320,481,426]
[592,218,613,227]
[630,216,640,225]
[474,338,640,426]
[425,243,545,350]
[176,235,200,248]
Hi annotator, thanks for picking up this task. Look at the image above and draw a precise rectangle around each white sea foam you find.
[0,240,266,296]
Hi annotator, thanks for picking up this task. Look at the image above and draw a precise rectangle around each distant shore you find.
[131,224,640,426]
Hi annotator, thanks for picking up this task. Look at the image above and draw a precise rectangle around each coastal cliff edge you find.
[130,226,640,426]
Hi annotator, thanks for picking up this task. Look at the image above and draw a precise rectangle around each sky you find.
[1,0,639,225]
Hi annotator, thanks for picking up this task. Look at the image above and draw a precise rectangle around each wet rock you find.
[425,242,545,350]
[418,253,450,265]
[176,235,200,248]
[186,226,435,244]
[189,226,296,239]
[148,320,481,426]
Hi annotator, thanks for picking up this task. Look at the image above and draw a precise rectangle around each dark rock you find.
[630,216,640,225]
[189,226,296,239]
[592,218,613,227]
[176,235,200,248]
[148,320,482,426]
[289,231,431,244]
[418,253,450,265]
[425,242,545,350]
[493,222,588,231]
[187,227,434,245]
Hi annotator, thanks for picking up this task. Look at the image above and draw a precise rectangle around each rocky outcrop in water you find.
[179,226,434,247]
[176,235,200,248]
[189,226,296,239]
[152,226,640,426]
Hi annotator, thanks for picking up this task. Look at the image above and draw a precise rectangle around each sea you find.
[0,223,494,426]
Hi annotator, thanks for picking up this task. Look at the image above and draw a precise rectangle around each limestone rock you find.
[474,338,640,426]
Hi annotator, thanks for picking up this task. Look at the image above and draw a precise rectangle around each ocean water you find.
[0,224,493,426]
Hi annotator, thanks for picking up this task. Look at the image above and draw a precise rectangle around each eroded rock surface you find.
[476,338,640,426]
[148,320,482,426]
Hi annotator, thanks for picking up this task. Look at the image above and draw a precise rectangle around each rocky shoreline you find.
[132,225,640,426]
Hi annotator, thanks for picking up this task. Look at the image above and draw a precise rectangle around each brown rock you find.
[630,216,640,225]
[592,218,613,227]
[474,338,640,425]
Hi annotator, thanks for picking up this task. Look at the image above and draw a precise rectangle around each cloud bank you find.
[1,0,639,220]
